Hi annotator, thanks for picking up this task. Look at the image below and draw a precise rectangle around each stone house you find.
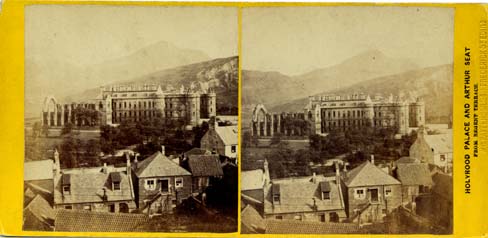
[200,121,238,159]
[132,149,192,214]
[263,168,347,223]
[342,160,402,224]
[53,157,136,213]
[184,154,223,194]
[409,129,452,173]
[393,160,433,205]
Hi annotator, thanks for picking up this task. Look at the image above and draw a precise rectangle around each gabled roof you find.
[396,163,433,186]
[264,175,344,215]
[424,133,452,154]
[241,169,265,191]
[187,155,223,177]
[135,152,191,178]
[265,219,361,234]
[54,166,133,205]
[24,160,54,181]
[241,205,265,234]
[344,161,401,187]
[54,209,149,232]
[215,125,238,145]
[23,194,55,231]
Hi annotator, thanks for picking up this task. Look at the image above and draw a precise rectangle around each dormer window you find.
[272,184,280,204]
[320,181,331,200]
[110,172,121,191]
[62,174,71,195]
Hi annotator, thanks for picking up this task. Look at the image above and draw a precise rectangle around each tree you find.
[41,124,49,137]
[270,133,282,146]
[32,122,41,138]
[61,123,73,135]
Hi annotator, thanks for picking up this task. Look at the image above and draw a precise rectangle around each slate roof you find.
[23,195,55,231]
[185,148,212,156]
[187,154,223,177]
[215,125,238,145]
[241,204,265,234]
[424,133,453,154]
[432,172,452,201]
[396,163,433,186]
[54,209,149,232]
[24,160,54,181]
[396,156,420,164]
[54,166,133,205]
[265,219,361,234]
[242,169,265,191]
[135,151,191,178]
[264,175,344,215]
[344,161,401,187]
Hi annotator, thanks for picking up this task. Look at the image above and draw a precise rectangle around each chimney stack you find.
[343,162,348,172]
[126,153,131,177]
[103,163,108,174]
[334,161,340,177]
[53,149,61,176]
[371,155,375,165]
[161,145,165,155]
[263,159,270,186]
[312,172,317,184]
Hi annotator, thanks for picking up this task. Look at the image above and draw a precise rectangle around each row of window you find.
[322,110,366,119]
[354,187,392,202]
[145,178,184,192]
[113,101,157,110]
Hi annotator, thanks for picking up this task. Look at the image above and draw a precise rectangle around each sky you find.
[242,6,454,75]
[26,5,238,66]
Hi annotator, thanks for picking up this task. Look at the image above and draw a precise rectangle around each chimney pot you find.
[103,163,108,174]
[371,155,375,165]
[312,172,317,183]
[161,145,165,155]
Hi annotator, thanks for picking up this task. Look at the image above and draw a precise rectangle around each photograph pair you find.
[23,5,453,235]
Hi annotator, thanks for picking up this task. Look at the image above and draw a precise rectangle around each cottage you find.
[394,161,433,205]
[200,120,238,158]
[263,165,347,223]
[53,156,136,213]
[132,148,192,214]
[342,160,402,224]
[409,129,452,173]
[186,154,223,194]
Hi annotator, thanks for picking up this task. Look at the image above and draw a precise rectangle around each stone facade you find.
[251,94,425,136]
[42,84,216,127]
[134,175,192,213]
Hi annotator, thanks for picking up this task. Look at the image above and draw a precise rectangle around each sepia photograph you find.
[241,6,453,234]
[23,5,238,232]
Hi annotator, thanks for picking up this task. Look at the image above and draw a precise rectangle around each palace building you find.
[251,94,425,136]
[41,84,216,127]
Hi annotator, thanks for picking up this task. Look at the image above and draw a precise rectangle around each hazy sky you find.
[26,5,238,66]
[243,7,454,75]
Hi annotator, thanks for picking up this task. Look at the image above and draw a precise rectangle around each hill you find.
[69,56,238,115]
[242,50,419,107]
[25,41,211,118]
[269,64,453,124]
